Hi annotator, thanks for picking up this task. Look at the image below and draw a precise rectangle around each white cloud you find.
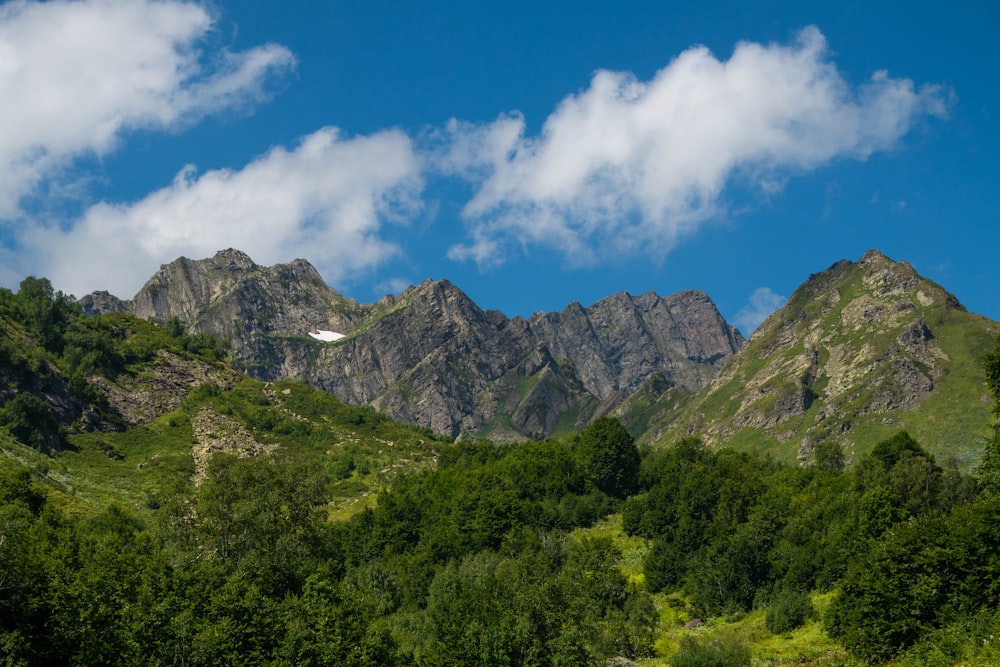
[442,26,947,266]
[734,286,787,334]
[0,15,950,302]
[26,127,423,297]
[0,0,295,218]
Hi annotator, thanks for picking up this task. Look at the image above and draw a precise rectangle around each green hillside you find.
[3,275,1000,665]
[633,251,998,469]
[0,279,448,521]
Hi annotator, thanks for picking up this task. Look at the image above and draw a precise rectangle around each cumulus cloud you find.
[1,15,949,301]
[734,286,787,334]
[441,26,947,266]
[25,128,423,297]
[0,0,295,218]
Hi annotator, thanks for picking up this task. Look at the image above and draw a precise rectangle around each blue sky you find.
[1,0,997,334]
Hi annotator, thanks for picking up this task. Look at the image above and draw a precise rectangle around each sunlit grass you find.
[569,514,859,667]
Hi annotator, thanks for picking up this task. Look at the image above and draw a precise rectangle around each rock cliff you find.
[84,249,744,440]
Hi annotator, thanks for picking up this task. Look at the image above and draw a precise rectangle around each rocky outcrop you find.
[89,350,242,426]
[78,291,131,316]
[82,250,744,440]
[308,279,545,437]
[530,289,744,397]
[303,278,743,439]
[190,407,277,484]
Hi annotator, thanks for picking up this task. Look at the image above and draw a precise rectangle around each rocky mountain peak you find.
[211,248,257,271]
[857,248,888,265]
[274,257,325,283]
[529,288,743,399]
[645,249,995,466]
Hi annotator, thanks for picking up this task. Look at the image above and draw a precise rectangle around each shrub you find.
[0,393,61,451]
[765,588,814,634]
[672,634,751,667]
[814,440,845,472]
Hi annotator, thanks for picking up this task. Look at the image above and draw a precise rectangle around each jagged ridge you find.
[83,249,744,440]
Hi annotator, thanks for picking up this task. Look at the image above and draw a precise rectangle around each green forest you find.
[2,279,1000,665]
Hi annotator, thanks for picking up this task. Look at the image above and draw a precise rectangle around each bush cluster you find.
[765,588,814,634]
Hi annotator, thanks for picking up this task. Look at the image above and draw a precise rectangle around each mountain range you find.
[79,248,997,465]
[80,249,744,441]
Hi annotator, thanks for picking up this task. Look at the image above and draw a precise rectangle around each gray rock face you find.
[89,350,243,426]
[129,249,369,381]
[312,279,557,438]
[529,289,744,397]
[78,291,131,316]
[84,250,744,440]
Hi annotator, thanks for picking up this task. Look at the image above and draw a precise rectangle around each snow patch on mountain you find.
[308,329,345,342]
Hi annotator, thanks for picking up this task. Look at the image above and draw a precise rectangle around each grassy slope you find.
[572,513,1000,667]
[0,313,449,520]
[571,515,849,666]
[637,263,997,469]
